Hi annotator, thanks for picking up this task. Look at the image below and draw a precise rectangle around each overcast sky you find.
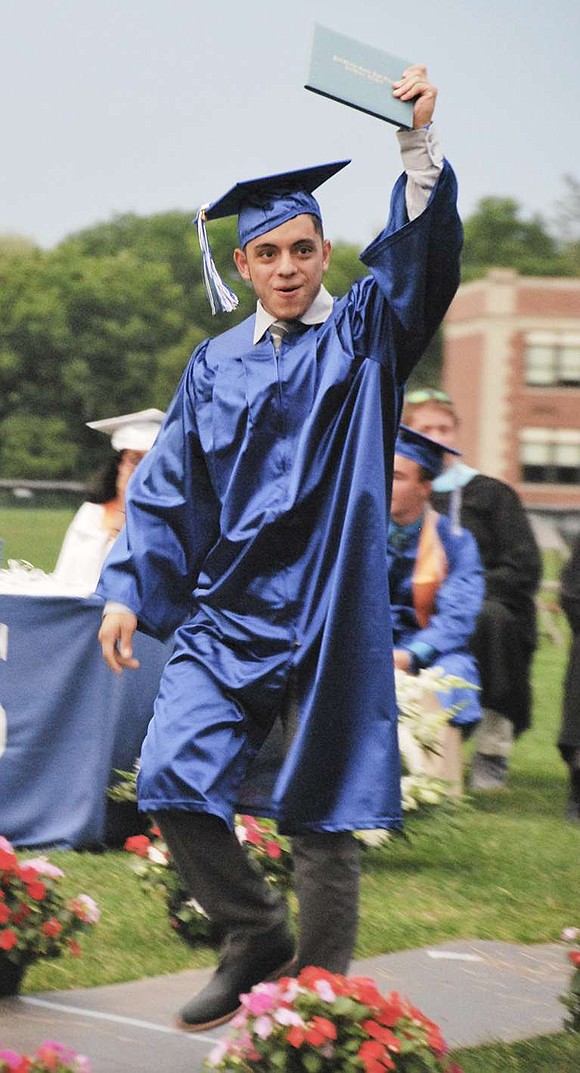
[2,0,579,250]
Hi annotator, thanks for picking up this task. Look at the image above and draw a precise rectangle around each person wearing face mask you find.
[402,389,542,791]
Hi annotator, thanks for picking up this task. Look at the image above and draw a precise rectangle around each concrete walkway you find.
[0,940,574,1072]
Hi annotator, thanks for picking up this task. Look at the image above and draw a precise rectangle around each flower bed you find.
[0,1041,90,1072]
[206,967,463,1072]
[125,816,293,947]
[0,837,99,974]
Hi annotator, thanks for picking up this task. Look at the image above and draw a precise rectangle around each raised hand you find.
[393,65,438,129]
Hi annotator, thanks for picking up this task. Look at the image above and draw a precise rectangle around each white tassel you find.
[196,206,239,315]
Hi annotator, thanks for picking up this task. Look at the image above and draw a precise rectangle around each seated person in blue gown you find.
[388,426,484,728]
[96,67,463,1034]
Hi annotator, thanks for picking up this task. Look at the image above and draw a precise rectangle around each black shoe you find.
[176,924,296,1032]
[469,753,509,791]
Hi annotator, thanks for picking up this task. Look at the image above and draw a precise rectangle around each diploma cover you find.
[305,24,414,130]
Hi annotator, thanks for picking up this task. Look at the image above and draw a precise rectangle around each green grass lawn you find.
[0,506,76,572]
[3,507,579,1069]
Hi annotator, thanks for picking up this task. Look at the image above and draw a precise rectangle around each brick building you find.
[442,269,580,518]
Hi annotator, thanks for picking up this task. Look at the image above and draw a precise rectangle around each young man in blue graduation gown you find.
[96,66,463,1031]
[388,426,484,726]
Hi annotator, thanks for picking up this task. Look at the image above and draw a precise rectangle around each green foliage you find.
[2,171,579,479]
[0,414,80,478]
[461,181,580,280]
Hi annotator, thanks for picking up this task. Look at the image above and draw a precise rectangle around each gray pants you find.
[158,810,360,974]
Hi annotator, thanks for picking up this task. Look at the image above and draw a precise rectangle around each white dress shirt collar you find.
[253,285,334,344]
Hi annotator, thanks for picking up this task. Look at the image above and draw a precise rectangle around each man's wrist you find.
[103,600,134,617]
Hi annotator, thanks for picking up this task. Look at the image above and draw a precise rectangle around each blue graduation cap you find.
[196,159,350,315]
[395,424,461,479]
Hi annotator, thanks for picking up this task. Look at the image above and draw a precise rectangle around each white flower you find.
[147,846,169,866]
[76,894,101,924]
[274,1007,306,1027]
[314,978,336,1002]
[253,1015,274,1039]
[207,1039,229,1065]
[24,857,65,879]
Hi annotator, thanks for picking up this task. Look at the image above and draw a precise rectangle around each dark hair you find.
[309,213,324,240]
[87,453,122,504]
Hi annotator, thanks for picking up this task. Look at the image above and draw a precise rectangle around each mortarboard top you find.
[203,159,351,246]
[86,408,165,453]
[395,424,461,479]
[196,159,350,315]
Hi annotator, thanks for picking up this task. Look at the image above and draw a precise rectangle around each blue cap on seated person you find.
[195,160,350,313]
[396,424,461,479]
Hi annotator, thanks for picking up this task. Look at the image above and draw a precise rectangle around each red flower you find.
[42,918,63,938]
[569,950,580,967]
[244,828,263,847]
[304,1015,338,1046]
[27,880,47,901]
[125,835,151,858]
[150,825,162,838]
[265,841,282,859]
[298,966,351,996]
[11,906,31,925]
[0,928,18,950]
[376,991,405,1026]
[362,1020,401,1050]
[0,902,10,924]
[286,1025,307,1048]
[358,1040,396,1072]
[69,939,81,957]
[0,847,19,873]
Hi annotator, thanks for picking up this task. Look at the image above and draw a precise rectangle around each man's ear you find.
[322,238,332,273]
[234,247,250,281]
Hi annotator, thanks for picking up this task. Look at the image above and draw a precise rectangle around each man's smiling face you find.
[233,213,331,320]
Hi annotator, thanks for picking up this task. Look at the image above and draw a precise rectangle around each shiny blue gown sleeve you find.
[95,355,221,641]
[357,159,461,383]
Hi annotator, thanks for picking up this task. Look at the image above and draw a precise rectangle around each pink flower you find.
[75,895,100,924]
[561,926,580,943]
[24,858,65,879]
[0,1050,23,1071]
[241,981,279,1015]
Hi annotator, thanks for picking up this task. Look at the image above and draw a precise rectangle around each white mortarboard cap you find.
[86,408,165,452]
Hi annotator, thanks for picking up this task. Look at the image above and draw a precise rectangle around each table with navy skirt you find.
[0,594,171,849]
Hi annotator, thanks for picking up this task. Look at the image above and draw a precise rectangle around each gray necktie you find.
[269,319,301,353]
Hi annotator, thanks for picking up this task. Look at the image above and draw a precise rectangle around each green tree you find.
[461,196,566,280]
[0,412,79,478]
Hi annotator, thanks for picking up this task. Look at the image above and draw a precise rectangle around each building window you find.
[524,333,580,387]
[520,428,580,484]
